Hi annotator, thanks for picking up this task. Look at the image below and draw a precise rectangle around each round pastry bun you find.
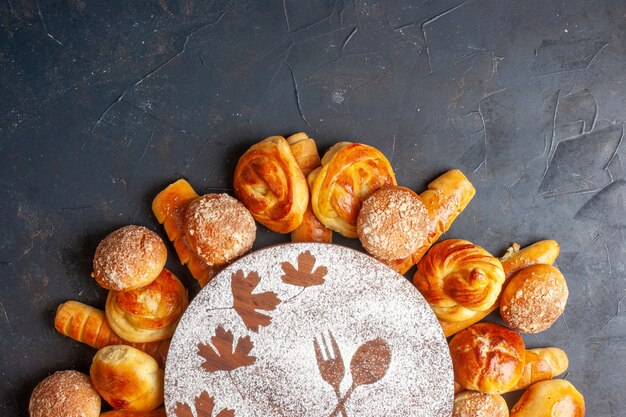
[453,391,509,417]
[90,345,163,411]
[100,408,166,417]
[449,323,525,394]
[92,225,167,291]
[500,264,568,333]
[510,379,584,417]
[357,186,429,261]
[106,268,188,343]
[29,370,101,417]
[184,193,256,266]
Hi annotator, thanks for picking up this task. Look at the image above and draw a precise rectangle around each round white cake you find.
[165,243,453,416]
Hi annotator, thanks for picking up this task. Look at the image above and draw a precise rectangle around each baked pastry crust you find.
[29,370,101,417]
[92,225,167,291]
[452,391,509,417]
[449,323,525,394]
[309,142,397,237]
[106,269,188,343]
[500,264,568,333]
[510,379,585,417]
[184,193,256,266]
[414,239,505,322]
[91,345,164,411]
[234,136,309,233]
[357,186,429,261]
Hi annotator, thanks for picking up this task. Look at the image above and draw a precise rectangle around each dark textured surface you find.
[1,0,625,415]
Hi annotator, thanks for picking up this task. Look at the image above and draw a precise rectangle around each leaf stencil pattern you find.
[231,270,281,332]
[174,390,235,417]
[198,326,256,372]
[281,251,328,287]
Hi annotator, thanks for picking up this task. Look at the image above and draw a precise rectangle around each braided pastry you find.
[414,239,505,322]
[234,136,309,233]
[309,142,396,237]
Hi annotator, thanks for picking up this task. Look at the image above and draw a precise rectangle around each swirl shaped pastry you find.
[234,136,309,233]
[414,239,505,322]
[106,269,188,343]
[309,142,397,237]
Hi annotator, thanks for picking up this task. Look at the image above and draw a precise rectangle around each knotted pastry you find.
[357,186,429,261]
[414,239,505,322]
[92,225,167,291]
[234,136,309,233]
[91,345,164,411]
[452,391,509,417]
[384,169,475,273]
[510,379,585,417]
[309,142,397,238]
[55,300,170,367]
[439,240,560,337]
[500,264,568,333]
[449,323,525,394]
[29,370,101,417]
[287,132,332,243]
[106,269,188,343]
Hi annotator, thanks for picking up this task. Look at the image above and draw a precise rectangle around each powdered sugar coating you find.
[165,243,453,416]
[184,194,256,266]
[92,225,167,291]
[452,391,509,417]
[29,370,101,417]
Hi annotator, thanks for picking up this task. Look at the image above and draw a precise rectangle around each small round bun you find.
[106,268,188,343]
[93,225,167,291]
[510,379,584,417]
[91,345,163,411]
[184,193,256,266]
[357,186,429,261]
[29,370,101,417]
[100,408,166,417]
[449,323,525,394]
[500,264,568,333]
[453,391,509,417]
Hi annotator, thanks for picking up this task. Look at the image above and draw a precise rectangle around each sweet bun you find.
[414,239,505,322]
[234,136,309,233]
[357,186,429,261]
[29,370,101,417]
[452,391,509,417]
[510,379,585,417]
[91,345,163,411]
[500,264,568,333]
[309,142,396,237]
[449,323,525,394]
[184,193,256,266]
[100,408,166,417]
[106,269,188,343]
[93,225,167,291]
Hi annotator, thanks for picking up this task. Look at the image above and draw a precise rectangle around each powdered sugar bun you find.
[29,370,101,417]
[184,193,256,266]
[453,391,509,417]
[92,225,167,291]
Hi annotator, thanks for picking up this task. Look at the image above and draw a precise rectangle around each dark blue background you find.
[2,0,625,415]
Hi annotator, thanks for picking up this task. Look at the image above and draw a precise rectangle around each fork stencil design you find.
[313,331,391,417]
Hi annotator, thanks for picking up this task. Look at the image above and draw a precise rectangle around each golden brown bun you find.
[100,408,166,417]
[357,187,429,261]
[184,193,256,266]
[234,136,309,233]
[309,142,396,237]
[414,239,506,322]
[29,370,101,417]
[54,301,170,368]
[510,379,585,417]
[439,240,560,337]
[449,323,525,394]
[509,347,569,392]
[452,391,509,417]
[500,264,568,333]
[287,133,333,244]
[106,269,188,343]
[91,345,163,411]
[92,225,167,291]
